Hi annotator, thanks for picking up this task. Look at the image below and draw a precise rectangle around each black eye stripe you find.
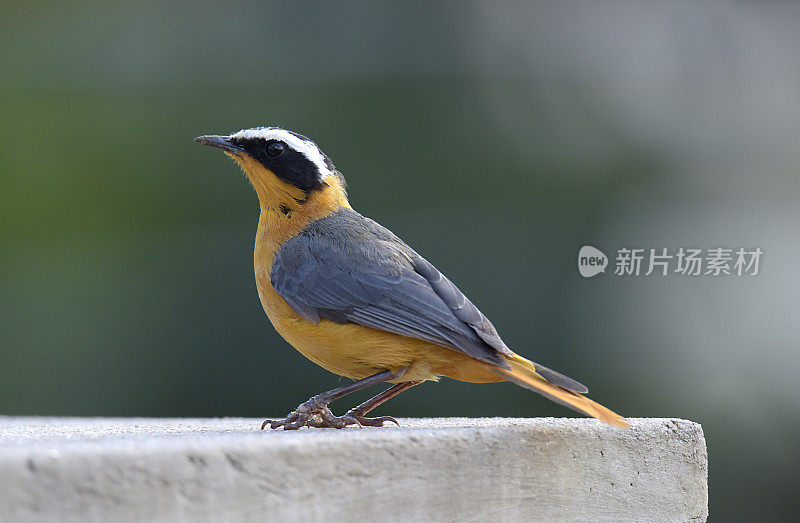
[228,133,335,194]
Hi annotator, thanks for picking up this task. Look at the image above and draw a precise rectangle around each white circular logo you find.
[578,246,608,278]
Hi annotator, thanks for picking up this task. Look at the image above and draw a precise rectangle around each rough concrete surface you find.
[0,417,707,522]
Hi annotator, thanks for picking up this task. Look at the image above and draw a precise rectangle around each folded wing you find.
[271,208,513,369]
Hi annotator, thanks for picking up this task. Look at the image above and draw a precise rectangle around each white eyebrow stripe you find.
[230,127,335,180]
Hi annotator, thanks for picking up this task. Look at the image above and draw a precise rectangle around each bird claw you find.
[343,409,400,427]
[261,405,367,430]
[261,403,400,430]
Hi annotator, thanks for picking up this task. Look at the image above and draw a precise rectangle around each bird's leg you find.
[343,381,423,427]
[262,368,407,430]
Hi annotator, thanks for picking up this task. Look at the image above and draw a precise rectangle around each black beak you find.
[194,135,245,154]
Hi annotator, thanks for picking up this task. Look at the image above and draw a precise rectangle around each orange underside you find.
[268,307,507,384]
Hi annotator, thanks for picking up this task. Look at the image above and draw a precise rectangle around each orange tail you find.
[492,355,629,428]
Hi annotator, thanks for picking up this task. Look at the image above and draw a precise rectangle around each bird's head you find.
[195,127,349,215]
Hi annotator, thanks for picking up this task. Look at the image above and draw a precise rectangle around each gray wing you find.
[270,208,514,369]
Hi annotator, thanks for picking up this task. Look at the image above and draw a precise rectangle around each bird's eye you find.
[267,141,285,157]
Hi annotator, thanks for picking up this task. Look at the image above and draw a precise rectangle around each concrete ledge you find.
[0,417,707,522]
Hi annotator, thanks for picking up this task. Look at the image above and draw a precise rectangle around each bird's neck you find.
[231,153,350,253]
[253,178,351,282]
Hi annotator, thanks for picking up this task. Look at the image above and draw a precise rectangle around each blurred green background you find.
[2,1,800,519]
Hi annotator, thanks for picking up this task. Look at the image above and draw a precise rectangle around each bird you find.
[195,126,628,430]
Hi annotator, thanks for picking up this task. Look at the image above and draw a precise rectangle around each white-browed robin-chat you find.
[195,127,628,430]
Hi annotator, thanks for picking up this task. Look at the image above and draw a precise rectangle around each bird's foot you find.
[261,398,400,430]
[261,398,359,430]
[342,407,400,427]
